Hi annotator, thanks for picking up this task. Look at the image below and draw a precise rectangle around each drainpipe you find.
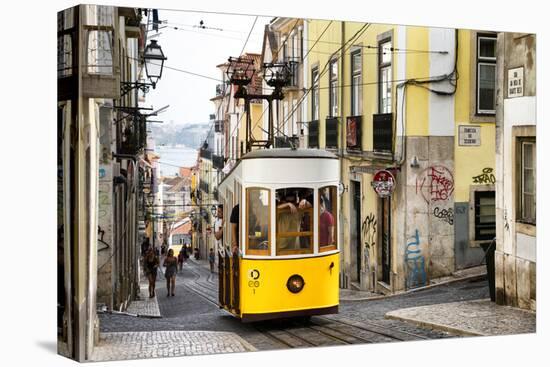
[339,21,347,288]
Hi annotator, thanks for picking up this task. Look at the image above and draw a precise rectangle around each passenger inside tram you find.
[276,188,313,253]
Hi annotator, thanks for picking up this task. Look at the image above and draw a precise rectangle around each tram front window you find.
[246,188,270,255]
[276,188,314,255]
[319,186,337,252]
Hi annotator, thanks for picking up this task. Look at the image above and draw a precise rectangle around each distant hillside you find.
[150,122,210,149]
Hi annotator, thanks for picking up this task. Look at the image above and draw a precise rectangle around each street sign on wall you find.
[458,125,481,146]
[508,67,524,98]
[371,169,396,198]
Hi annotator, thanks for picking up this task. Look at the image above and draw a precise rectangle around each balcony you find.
[212,154,225,170]
[325,117,338,149]
[215,83,226,97]
[199,179,210,194]
[346,115,362,151]
[284,57,299,88]
[199,147,212,160]
[308,120,319,148]
[373,113,393,153]
[214,120,224,133]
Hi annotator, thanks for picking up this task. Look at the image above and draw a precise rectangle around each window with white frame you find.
[351,49,362,116]
[379,39,392,113]
[519,139,536,224]
[311,66,320,121]
[329,59,338,117]
[476,34,497,114]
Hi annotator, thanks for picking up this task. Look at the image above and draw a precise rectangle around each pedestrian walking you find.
[194,247,200,260]
[209,248,215,273]
[163,249,178,297]
[144,248,159,298]
[177,248,185,272]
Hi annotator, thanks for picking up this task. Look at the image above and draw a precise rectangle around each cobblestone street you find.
[93,259,502,361]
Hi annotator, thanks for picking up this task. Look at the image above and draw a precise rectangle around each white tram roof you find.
[241,148,338,160]
[220,148,340,190]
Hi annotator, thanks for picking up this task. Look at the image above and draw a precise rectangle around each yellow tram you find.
[217,148,340,322]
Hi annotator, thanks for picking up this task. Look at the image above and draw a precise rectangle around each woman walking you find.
[163,249,178,297]
[144,248,159,298]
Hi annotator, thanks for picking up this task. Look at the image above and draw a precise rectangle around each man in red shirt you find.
[319,196,335,247]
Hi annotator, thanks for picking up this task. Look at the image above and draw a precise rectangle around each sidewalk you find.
[93,259,256,362]
[385,299,536,336]
[340,265,487,301]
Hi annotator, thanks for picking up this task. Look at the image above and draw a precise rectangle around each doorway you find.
[349,181,362,283]
[381,197,391,284]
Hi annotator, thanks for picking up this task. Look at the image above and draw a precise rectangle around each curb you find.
[340,273,487,302]
[384,312,484,337]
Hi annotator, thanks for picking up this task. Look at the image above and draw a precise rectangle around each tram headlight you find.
[286,274,305,294]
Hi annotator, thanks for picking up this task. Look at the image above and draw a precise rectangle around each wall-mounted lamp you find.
[410,155,420,168]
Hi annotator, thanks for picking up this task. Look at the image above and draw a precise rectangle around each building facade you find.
[494,32,536,311]
[304,21,497,293]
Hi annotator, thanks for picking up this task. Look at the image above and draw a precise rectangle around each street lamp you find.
[120,39,167,96]
[144,39,167,88]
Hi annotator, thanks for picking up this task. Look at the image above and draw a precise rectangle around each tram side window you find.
[276,188,314,255]
[246,188,270,255]
[319,186,337,252]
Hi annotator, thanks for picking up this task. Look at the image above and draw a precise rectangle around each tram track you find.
[179,261,427,348]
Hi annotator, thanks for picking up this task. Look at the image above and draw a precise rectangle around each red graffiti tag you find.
[417,166,454,203]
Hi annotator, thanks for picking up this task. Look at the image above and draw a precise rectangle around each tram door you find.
[381,197,391,284]
[231,182,241,313]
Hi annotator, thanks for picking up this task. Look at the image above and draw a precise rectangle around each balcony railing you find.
[214,120,224,133]
[284,57,299,88]
[373,113,393,153]
[215,83,226,97]
[346,116,362,151]
[308,120,319,148]
[325,117,338,149]
[199,147,212,160]
[199,179,210,194]
[212,154,224,170]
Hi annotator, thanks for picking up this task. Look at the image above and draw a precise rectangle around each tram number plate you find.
[248,269,260,291]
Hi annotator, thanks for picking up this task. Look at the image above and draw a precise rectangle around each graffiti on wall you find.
[416,166,454,203]
[98,183,111,219]
[98,225,111,252]
[433,207,454,225]
[472,168,495,184]
[405,229,427,289]
[361,213,377,271]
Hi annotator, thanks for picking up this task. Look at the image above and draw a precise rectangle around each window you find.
[319,186,338,252]
[276,188,314,255]
[246,188,271,255]
[311,67,320,121]
[474,191,496,241]
[519,140,536,224]
[57,8,74,78]
[351,49,362,116]
[476,35,496,114]
[329,59,338,117]
[379,39,392,113]
[85,6,114,75]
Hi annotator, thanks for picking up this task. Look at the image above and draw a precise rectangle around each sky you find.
[144,9,271,126]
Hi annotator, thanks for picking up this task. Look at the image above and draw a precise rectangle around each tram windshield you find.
[246,188,270,255]
[319,186,337,252]
[276,188,314,255]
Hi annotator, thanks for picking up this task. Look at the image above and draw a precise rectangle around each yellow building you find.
[304,20,497,293]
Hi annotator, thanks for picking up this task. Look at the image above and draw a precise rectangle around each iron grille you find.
[373,113,392,152]
[326,117,338,148]
[308,120,319,148]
